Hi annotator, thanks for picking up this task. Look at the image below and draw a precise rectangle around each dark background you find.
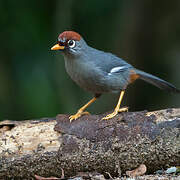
[0,0,180,121]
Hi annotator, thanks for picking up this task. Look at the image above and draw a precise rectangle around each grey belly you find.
[69,70,110,93]
[65,60,128,94]
[67,69,129,94]
[65,64,109,94]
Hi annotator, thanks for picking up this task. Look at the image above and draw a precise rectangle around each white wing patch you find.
[108,66,127,75]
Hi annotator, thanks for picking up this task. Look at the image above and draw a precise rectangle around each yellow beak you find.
[51,44,65,50]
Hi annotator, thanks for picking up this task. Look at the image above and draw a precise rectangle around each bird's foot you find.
[102,106,128,120]
[69,111,90,122]
[118,106,128,113]
[102,110,118,120]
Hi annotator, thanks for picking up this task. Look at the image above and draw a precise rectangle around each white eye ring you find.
[68,40,76,48]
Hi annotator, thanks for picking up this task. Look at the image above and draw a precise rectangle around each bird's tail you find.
[134,69,180,93]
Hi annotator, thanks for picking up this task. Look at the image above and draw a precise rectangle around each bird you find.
[51,31,180,121]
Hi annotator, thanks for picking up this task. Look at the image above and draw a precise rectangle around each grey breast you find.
[64,56,110,94]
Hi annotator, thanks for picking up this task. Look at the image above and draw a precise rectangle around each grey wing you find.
[94,51,133,91]
[94,51,133,74]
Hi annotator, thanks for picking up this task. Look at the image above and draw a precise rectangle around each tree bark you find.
[0,108,180,179]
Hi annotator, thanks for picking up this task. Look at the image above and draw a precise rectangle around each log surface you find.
[0,108,180,179]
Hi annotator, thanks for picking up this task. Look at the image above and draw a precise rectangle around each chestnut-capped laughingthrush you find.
[51,31,180,121]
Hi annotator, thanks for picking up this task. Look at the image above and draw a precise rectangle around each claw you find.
[118,106,128,112]
[69,111,90,122]
[102,111,118,120]
[102,107,128,120]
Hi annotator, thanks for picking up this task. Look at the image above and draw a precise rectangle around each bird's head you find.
[51,31,86,57]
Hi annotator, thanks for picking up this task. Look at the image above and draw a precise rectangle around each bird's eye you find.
[68,40,76,48]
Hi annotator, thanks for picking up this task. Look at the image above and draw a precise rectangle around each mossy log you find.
[0,108,180,179]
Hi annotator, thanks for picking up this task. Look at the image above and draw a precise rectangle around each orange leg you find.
[69,97,97,122]
[102,90,128,120]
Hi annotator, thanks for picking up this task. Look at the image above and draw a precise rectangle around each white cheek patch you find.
[108,66,127,75]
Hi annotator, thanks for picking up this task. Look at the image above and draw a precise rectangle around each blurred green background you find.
[0,0,180,121]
